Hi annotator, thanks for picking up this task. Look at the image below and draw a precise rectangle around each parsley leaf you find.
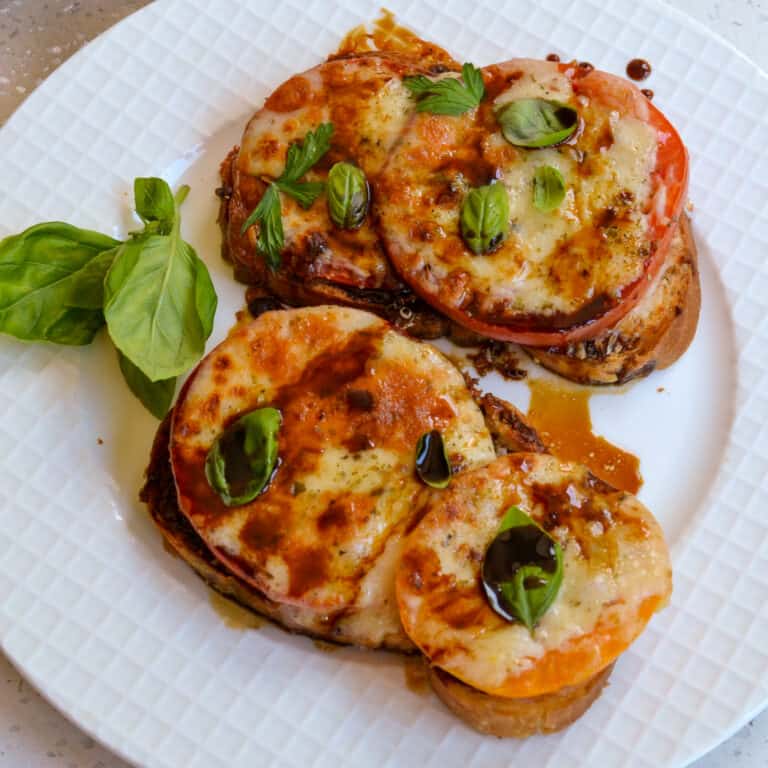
[251,185,283,271]
[279,122,334,183]
[241,123,334,270]
[404,63,485,116]
[275,180,325,210]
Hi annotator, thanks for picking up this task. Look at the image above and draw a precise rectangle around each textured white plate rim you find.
[0,1,766,767]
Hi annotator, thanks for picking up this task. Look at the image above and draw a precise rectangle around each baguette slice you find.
[396,453,672,736]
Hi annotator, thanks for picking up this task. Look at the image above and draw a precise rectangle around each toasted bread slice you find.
[142,412,417,650]
[217,50,456,340]
[525,214,699,384]
[396,453,671,735]
[142,334,544,650]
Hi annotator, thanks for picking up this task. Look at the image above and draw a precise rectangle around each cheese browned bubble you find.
[376,59,685,342]
[396,453,672,698]
[170,306,495,645]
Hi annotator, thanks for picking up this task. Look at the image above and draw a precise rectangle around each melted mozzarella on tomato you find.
[171,306,495,617]
[376,58,663,332]
[396,453,672,697]
[236,55,442,289]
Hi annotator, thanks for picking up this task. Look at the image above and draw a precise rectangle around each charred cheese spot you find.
[396,453,672,698]
[171,307,496,618]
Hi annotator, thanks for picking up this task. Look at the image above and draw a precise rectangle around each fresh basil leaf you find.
[0,223,119,345]
[104,186,218,382]
[415,430,451,489]
[533,165,566,213]
[241,124,334,270]
[205,407,282,506]
[404,62,485,116]
[134,177,175,231]
[496,98,578,148]
[280,122,334,183]
[327,162,369,230]
[482,505,564,632]
[117,350,176,419]
[460,182,510,255]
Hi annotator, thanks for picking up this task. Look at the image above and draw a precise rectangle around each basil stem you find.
[415,430,451,488]
[327,162,370,230]
[205,407,282,507]
[482,505,563,632]
[496,98,578,148]
[533,165,566,213]
[460,182,510,255]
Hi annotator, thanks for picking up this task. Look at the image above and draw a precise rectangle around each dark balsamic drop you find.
[481,525,558,621]
[626,58,652,81]
[546,53,561,62]
[415,430,451,488]
[641,88,654,100]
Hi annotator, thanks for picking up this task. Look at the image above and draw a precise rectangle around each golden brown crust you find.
[525,215,700,385]
[478,393,546,454]
[428,663,613,738]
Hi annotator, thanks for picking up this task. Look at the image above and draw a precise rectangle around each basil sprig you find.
[0,177,218,420]
[404,63,485,116]
[415,430,451,489]
[0,223,120,345]
[533,166,566,213]
[496,98,578,148]
[206,407,282,506]
[327,162,369,230]
[482,506,563,632]
[241,123,334,270]
[105,182,216,383]
[460,182,510,255]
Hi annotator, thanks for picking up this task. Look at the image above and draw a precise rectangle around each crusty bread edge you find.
[428,662,614,738]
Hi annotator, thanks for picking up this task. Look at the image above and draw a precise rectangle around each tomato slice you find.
[377,59,689,347]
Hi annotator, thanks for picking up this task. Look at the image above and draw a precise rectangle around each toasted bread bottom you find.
[429,663,614,738]
[525,215,700,385]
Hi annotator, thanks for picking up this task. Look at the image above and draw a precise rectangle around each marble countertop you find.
[1,1,767,766]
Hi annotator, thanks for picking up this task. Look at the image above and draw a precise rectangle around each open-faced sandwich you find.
[217,22,699,385]
[142,305,672,737]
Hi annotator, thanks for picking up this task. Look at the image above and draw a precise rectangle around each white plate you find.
[0,1,766,766]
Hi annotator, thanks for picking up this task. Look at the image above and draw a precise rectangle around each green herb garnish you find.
[0,223,120,345]
[496,98,578,148]
[482,505,563,632]
[104,182,217,384]
[460,182,510,255]
[533,165,566,213]
[404,63,485,116]
[206,407,282,506]
[415,430,451,489]
[241,123,334,270]
[327,162,369,230]
[0,177,217,420]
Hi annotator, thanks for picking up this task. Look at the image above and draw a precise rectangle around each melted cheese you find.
[396,453,672,697]
[375,58,660,330]
[171,307,496,619]
[236,55,448,290]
